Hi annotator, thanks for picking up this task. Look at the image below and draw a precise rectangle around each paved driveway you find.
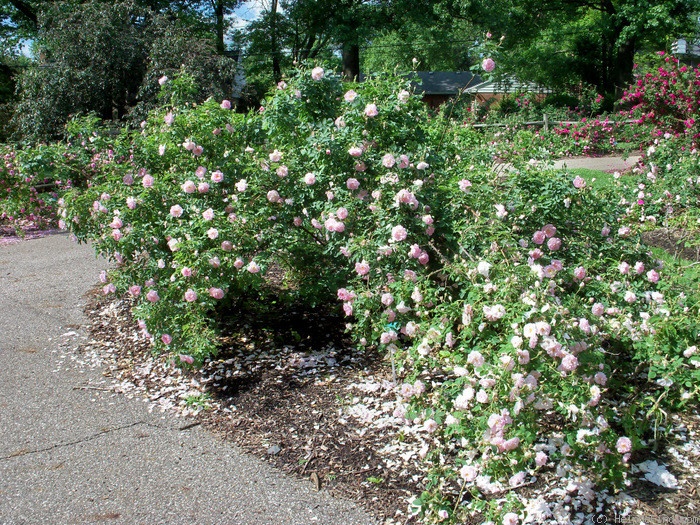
[0,233,374,525]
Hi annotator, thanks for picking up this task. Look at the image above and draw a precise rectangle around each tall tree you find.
[440,0,699,96]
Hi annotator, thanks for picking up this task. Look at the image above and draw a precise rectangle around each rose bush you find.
[60,67,699,523]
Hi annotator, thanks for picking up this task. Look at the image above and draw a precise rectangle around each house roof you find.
[410,71,484,95]
[465,78,552,94]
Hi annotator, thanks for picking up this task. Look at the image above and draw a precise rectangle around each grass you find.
[567,167,617,190]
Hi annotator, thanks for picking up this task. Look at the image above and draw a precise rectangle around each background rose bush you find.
[57,66,700,523]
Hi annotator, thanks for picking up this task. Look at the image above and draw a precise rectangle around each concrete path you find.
[553,155,641,172]
[0,234,374,525]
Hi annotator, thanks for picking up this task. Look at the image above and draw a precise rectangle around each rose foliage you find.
[60,68,699,523]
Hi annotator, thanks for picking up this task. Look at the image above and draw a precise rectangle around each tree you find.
[440,0,699,97]
[12,0,240,141]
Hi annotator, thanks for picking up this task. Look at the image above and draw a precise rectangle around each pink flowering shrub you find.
[61,68,699,523]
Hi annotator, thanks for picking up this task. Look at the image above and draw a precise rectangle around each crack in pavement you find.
[0,421,167,461]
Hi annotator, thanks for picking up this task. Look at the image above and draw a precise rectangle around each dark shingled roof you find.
[410,71,484,95]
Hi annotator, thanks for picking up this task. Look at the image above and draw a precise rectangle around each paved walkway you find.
[0,234,374,525]
[552,155,641,172]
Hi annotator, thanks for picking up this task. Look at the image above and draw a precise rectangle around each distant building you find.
[409,71,483,108]
[407,72,550,108]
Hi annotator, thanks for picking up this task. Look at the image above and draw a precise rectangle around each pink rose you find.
[211,170,224,183]
[209,287,225,299]
[179,354,194,364]
[311,67,324,80]
[182,180,196,193]
[197,182,210,193]
[382,153,396,168]
[547,237,562,251]
[346,178,360,190]
[221,99,232,109]
[142,175,154,188]
[344,89,357,102]
[355,261,370,276]
[481,58,495,72]
[616,436,632,454]
[184,289,197,302]
[391,225,407,242]
[304,172,316,185]
[364,103,378,117]
[170,205,183,218]
[146,290,160,302]
[129,285,141,297]
[573,175,586,189]
[161,334,172,345]
[202,208,214,221]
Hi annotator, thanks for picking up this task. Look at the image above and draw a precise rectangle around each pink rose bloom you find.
[161,334,172,345]
[109,217,123,229]
[122,173,134,185]
[209,287,225,299]
[616,436,632,454]
[573,266,586,280]
[348,146,363,157]
[346,178,360,190]
[181,267,192,277]
[267,190,281,203]
[532,230,546,244]
[179,354,194,364]
[146,290,160,302]
[247,261,261,273]
[624,291,636,303]
[647,269,660,283]
[234,258,244,269]
[221,240,233,251]
[634,261,645,274]
[381,293,394,306]
[591,303,605,316]
[382,153,396,168]
[342,302,353,316]
[355,261,370,276]
[535,451,548,467]
[158,75,168,85]
[404,269,417,281]
[311,66,324,80]
[481,57,496,72]
[211,170,224,183]
[202,208,214,221]
[184,289,197,302]
[559,353,579,372]
[182,180,196,193]
[126,197,137,209]
[467,350,485,367]
[269,149,283,162]
[293,217,303,226]
[457,179,473,192]
[142,175,154,188]
[236,179,248,192]
[170,205,183,218]
[194,166,206,179]
[213,127,221,135]
[619,261,630,274]
[397,89,410,103]
[304,172,316,185]
[344,89,357,102]
[209,256,220,268]
[193,145,204,156]
[183,139,195,151]
[601,225,611,236]
[547,237,562,251]
[618,226,631,237]
[207,228,219,240]
[158,144,166,156]
[364,103,378,117]
[398,154,410,168]
[543,224,557,238]
[391,225,407,242]
[198,182,209,193]
[221,99,232,109]
[417,251,429,265]
[103,283,116,294]
[423,419,438,433]
[416,161,429,170]
[276,165,288,178]
[354,162,366,172]
[129,285,141,297]
[111,229,123,241]
[336,207,349,220]
[573,175,586,189]
[502,513,519,525]
[460,465,478,482]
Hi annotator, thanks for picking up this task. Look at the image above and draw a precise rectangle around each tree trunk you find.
[215,0,225,54]
[270,0,282,82]
[342,42,360,81]
[613,39,636,98]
